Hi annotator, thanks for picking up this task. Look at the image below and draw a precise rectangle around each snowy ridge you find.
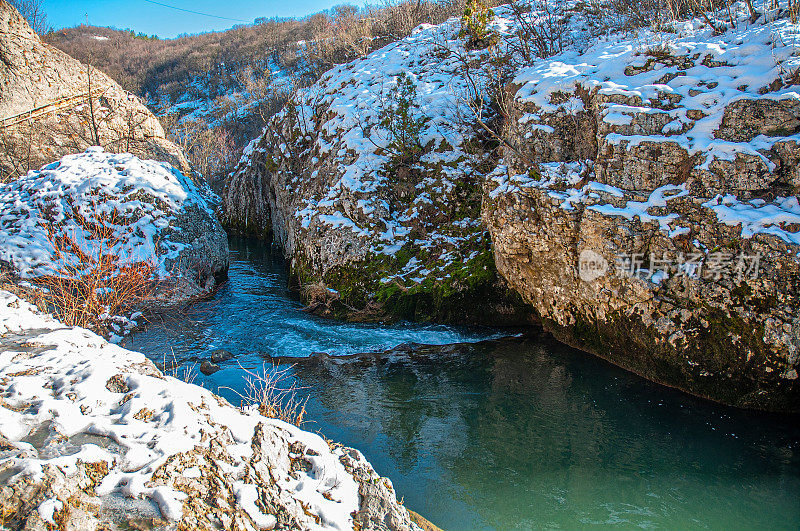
[0,290,371,529]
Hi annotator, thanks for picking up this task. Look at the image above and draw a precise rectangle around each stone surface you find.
[0,292,421,530]
[484,171,800,411]
[199,360,220,375]
[210,348,234,363]
[0,2,190,180]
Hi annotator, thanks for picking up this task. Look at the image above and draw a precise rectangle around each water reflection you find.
[272,339,799,529]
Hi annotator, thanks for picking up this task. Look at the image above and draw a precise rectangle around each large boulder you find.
[484,164,800,412]
[224,14,535,325]
[0,1,190,180]
[0,147,229,304]
[485,4,800,411]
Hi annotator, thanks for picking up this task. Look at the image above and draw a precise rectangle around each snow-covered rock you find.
[484,0,800,411]
[0,290,419,530]
[0,148,229,303]
[224,7,534,324]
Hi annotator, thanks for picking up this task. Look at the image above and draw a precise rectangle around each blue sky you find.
[44,0,367,38]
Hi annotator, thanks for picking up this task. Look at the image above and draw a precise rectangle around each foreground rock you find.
[0,1,190,180]
[484,2,800,411]
[0,291,420,530]
[0,148,229,305]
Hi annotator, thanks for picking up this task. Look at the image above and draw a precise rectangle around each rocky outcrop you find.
[485,166,800,411]
[0,1,190,180]
[0,291,419,530]
[225,17,533,325]
[227,1,800,409]
[484,7,800,411]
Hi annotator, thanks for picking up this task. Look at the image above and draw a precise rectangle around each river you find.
[125,238,800,529]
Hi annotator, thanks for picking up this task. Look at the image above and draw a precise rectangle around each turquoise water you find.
[125,238,800,529]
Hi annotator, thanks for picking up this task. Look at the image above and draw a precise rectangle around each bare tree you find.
[8,0,49,34]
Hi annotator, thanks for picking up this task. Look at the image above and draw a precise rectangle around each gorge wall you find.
[483,7,800,411]
[226,1,800,411]
[0,1,190,180]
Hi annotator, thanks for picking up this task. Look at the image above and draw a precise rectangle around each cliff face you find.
[224,17,534,324]
[484,6,800,411]
[228,0,800,410]
[0,1,190,180]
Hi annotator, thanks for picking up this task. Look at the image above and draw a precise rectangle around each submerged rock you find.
[210,348,234,363]
[199,360,220,375]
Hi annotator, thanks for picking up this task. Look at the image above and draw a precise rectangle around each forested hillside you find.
[44,0,479,185]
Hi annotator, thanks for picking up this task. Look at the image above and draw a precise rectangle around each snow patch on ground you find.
[0,290,362,528]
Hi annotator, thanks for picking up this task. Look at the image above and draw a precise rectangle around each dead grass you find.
[302,281,340,308]
[226,363,309,427]
[162,349,199,385]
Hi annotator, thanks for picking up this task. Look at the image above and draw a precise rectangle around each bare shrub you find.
[162,350,199,384]
[228,364,309,426]
[507,1,568,61]
[28,208,160,331]
[163,114,237,183]
[8,0,49,34]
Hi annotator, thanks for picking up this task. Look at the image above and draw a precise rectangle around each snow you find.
[236,482,278,529]
[0,290,362,528]
[0,148,214,279]
[589,185,690,236]
[512,0,800,171]
[37,498,63,524]
[703,194,800,244]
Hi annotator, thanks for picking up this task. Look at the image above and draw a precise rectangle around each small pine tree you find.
[379,73,429,167]
[460,0,493,48]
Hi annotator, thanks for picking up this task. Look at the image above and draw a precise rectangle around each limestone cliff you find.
[228,0,800,410]
[483,3,800,411]
[0,1,190,180]
[224,17,534,324]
